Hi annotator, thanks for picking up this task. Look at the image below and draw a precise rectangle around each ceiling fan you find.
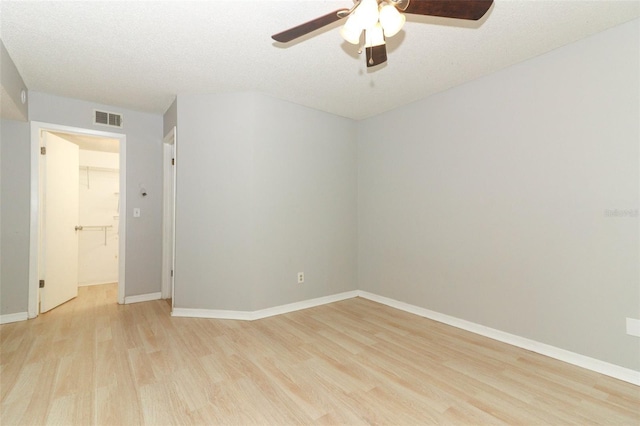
[272,0,494,67]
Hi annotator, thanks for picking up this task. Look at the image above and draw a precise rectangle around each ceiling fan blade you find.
[272,9,350,43]
[401,0,493,20]
[366,44,387,68]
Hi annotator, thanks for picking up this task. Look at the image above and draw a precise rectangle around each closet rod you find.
[74,225,113,246]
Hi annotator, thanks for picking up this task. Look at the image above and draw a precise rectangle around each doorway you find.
[39,130,120,312]
[28,122,126,318]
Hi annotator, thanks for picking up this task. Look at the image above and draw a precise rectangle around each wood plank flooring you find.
[1,283,638,425]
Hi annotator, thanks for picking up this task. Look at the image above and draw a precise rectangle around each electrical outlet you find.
[627,318,640,337]
[297,272,304,284]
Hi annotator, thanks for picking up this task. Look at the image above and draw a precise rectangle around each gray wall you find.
[174,93,357,311]
[163,98,177,137]
[251,95,357,309]
[28,92,164,298]
[0,119,31,315]
[358,20,639,370]
[175,93,254,310]
[0,41,28,121]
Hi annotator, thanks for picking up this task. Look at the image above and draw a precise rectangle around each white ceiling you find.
[1,0,638,120]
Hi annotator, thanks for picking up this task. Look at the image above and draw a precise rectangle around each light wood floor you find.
[1,284,638,425]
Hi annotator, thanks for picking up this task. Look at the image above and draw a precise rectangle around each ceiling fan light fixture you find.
[271,0,495,68]
[355,0,380,29]
[341,13,363,44]
[379,2,406,37]
[364,23,385,48]
[340,19,362,44]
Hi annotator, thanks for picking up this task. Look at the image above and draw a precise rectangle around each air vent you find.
[94,109,123,128]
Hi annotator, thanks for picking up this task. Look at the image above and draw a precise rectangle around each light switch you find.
[627,318,640,337]
[133,208,141,218]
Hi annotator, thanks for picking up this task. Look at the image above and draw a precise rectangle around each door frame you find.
[161,126,176,307]
[28,121,127,318]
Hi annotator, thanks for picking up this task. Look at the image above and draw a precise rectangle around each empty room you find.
[1,1,638,424]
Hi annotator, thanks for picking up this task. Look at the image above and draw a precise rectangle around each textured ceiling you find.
[1,0,638,120]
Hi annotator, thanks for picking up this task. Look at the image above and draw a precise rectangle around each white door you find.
[41,132,79,312]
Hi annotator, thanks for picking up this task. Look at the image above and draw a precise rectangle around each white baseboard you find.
[171,307,255,320]
[0,312,29,324]
[78,281,117,287]
[172,290,359,320]
[168,288,640,386]
[357,291,640,386]
[124,292,162,304]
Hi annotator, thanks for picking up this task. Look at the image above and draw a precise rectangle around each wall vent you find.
[94,109,123,128]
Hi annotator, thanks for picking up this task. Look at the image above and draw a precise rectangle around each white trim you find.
[124,292,162,304]
[357,291,640,386]
[78,281,118,287]
[117,133,126,305]
[171,308,255,321]
[170,127,177,309]
[29,122,127,317]
[0,312,29,324]
[161,126,176,302]
[254,290,359,320]
[172,290,359,321]
[28,123,39,318]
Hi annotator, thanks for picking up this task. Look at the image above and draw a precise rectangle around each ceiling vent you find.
[94,109,123,128]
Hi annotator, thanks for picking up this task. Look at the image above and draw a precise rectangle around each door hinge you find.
[170,269,174,277]
[171,158,175,166]
[39,279,45,288]
[40,147,46,155]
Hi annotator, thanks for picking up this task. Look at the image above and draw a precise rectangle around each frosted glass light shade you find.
[379,2,406,37]
[356,0,380,29]
[340,17,362,45]
[364,23,385,47]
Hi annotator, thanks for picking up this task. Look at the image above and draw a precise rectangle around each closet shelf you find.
[80,166,119,189]
[79,165,119,173]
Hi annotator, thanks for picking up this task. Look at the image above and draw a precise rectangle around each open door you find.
[40,132,79,312]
